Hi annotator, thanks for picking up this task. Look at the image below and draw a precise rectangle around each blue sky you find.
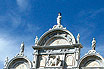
[0,0,104,68]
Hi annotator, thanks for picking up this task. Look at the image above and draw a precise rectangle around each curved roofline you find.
[38,28,77,46]
[7,56,32,68]
[78,51,104,67]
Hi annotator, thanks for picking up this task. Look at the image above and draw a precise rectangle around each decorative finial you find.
[77,33,80,44]
[4,57,9,68]
[57,12,62,26]
[92,38,96,50]
[35,36,38,46]
[19,42,24,56]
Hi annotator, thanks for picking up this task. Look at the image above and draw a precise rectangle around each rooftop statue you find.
[35,36,38,46]
[77,33,80,44]
[92,38,96,50]
[19,42,24,56]
[52,13,64,29]
[57,12,62,26]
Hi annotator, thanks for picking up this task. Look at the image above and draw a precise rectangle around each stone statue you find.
[52,12,64,29]
[19,42,24,56]
[57,13,62,26]
[4,57,8,68]
[77,33,80,44]
[92,38,96,50]
[35,36,38,46]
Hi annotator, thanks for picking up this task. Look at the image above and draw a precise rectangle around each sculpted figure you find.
[46,55,50,66]
[77,33,80,44]
[46,55,62,66]
[35,36,38,46]
[48,58,53,66]
[92,38,96,50]
[55,56,62,66]
[20,42,24,56]
[57,13,62,26]
[50,56,62,66]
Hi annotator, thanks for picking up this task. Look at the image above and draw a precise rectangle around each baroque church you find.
[4,13,104,69]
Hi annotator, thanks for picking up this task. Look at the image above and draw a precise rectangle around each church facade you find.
[4,13,104,69]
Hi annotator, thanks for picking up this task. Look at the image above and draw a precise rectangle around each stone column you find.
[62,49,66,69]
[75,47,80,67]
[33,50,38,69]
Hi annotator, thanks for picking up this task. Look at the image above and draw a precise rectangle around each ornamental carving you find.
[46,55,62,66]
[39,30,75,46]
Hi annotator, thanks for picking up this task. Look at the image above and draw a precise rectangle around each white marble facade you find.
[4,13,104,69]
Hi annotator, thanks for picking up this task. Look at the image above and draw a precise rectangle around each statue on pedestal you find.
[57,13,62,26]
[52,12,64,29]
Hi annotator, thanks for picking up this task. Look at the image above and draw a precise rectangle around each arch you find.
[7,56,32,69]
[38,29,76,46]
[44,35,72,46]
[78,54,104,68]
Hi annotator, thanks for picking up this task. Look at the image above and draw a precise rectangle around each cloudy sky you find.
[0,0,104,68]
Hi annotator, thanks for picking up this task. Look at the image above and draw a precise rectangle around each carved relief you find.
[66,54,74,66]
[40,55,63,67]
[46,55,62,66]
[40,56,47,67]
[39,31,74,46]
[49,38,70,46]
[15,63,27,69]
[45,36,73,46]
[86,61,100,67]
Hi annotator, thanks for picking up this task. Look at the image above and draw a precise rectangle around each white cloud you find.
[27,23,40,33]
[0,35,19,62]
[0,37,18,68]
[90,8,104,18]
[0,11,21,30]
[8,11,21,28]
[16,0,29,11]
